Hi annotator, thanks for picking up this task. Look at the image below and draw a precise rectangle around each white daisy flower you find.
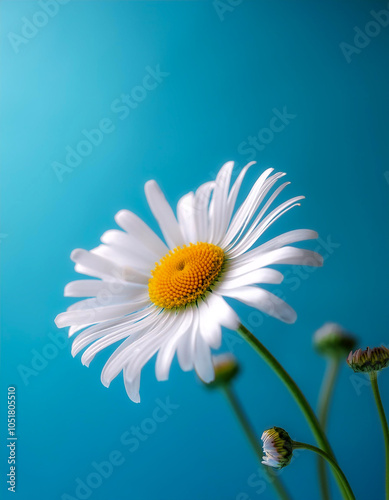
[55,161,322,402]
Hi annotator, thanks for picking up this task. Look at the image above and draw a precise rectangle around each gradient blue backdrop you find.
[1,1,389,499]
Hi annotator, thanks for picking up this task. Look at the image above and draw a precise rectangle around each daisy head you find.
[314,322,357,359]
[347,346,389,373]
[261,427,293,469]
[55,161,323,402]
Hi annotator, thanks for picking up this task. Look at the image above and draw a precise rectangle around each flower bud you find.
[347,346,389,373]
[261,427,293,469]
[313,322,357,358]
[203,354,240,388]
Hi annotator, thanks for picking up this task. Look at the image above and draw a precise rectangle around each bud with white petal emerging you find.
[261,427,293,469]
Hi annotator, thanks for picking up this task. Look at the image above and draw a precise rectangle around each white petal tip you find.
[144,179,157,193]
[81,356,91,368]
[114,208,129,219]
[114,209,130,227]
[284,312,297,324]
[54,314,66,329]
[198,371,215,384]
[228,319,240,332]
[101,378,110,388]
[70,248,84,262]
[63,283,74,297]
[100,231,110,244]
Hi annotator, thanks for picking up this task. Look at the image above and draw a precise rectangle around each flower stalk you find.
[236,324,348,500]
[317,358,341,500]
[370,371,389,499]
[347,345,389,498]
[292,441,356,500]
[221,384,291,500]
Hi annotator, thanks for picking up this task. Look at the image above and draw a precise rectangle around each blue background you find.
[1,1,389,499]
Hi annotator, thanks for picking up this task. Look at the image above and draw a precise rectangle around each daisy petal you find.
[207,294,240,330]
[229,246,323,276]
[91,246,149,284]
[221,168,277,247]
[100,229,157,270]
[226,161,256,225]
[176,327,196,372]
[177,192,197,243]
[101,313,172,387]
[114,209,168,257]
[228,195,305,258]
[199,303,222,349]
[194,332,215,383]
[219,268,284,289]
[155,309,193,381]
[55,298,150,328]
[194,181,214,242]
[221,286,297,324]
[71,249,123,280]
[123,318,175,384]
[64,279,146,298]
[251,229,319,255]
[123,370,141,403]
[209,161,235,244]
[75,308,157,362]
[145,180,185,249]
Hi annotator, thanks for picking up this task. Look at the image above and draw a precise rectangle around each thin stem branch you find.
[292,442,355,500]
[222,384,291,500]
[317,358,341,500]
[236,324,348,500]
[370,372,389,499]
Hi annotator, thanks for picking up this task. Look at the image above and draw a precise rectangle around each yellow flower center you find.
[148,242,225,309]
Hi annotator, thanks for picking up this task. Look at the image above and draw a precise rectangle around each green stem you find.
[370,372,389,499]
[292,442,355,500]
[318,359,341,429]
[317,358,341,500]
[222,383,292,500]
[236,324,348,500]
